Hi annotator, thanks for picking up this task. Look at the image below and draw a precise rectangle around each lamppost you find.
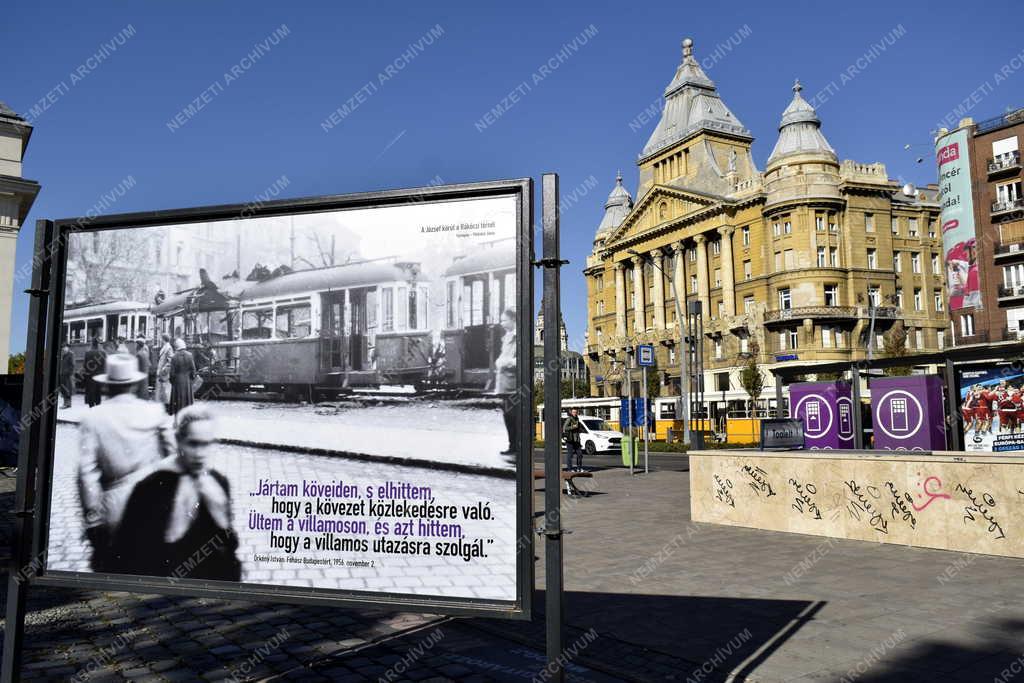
[628,248,690,447]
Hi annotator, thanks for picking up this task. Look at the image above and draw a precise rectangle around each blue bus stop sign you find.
[637,344,655,366]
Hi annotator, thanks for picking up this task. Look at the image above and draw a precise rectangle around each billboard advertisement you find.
[936,128,981,310]
[957,364,1024,453]
[789,381,855,449]
[869,375,946,451]
[33,180,533,617]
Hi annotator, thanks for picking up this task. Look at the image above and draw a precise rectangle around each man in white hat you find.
[77,353,175,571]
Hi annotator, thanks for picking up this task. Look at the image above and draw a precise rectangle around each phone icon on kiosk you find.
[806,401,821,432]
[890,398,908,432]
[839,402,852,435]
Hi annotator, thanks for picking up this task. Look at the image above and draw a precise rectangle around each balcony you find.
[994,240,1024,261]
[992,198,1024,217]
[764,305,857,325]
[989,152,1021,176]
[998,284,1024,302]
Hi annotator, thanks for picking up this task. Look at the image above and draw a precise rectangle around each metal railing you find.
[992,197,1024,215]
[998,284,1024,299]
[994,240,1024,258]
[989,152,1021,174]
[976,110,1024,134]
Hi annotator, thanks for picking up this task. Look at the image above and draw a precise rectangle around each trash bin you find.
[621,436,637,466]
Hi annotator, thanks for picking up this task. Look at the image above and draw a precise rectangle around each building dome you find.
[766,80,836,168]
[594,172,633,244]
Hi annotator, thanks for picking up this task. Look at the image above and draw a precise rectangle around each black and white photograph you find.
[44,192,524,603]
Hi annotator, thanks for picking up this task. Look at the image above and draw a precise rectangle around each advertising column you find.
[870,375,946,451]
[789,381,855,449]
[935,128,981,311]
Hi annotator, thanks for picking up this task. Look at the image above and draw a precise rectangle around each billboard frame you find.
[20,178,536,621]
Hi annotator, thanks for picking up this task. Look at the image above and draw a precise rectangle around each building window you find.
[915,329,923,348]
[909,218,918,236]
[740,336,749,353]
[996,180,1022,204]
[828,213,837,232]
[788,328,799,349]
[714,338,723,359]
[895,288,904,308]
[714,268,721,288]
[668,347,675,364]
[867,248,877,269]
[931,254,939,274]
[961,314,975,337]
[911,252,921,273]
[743,260,752,280]
[774,252,782,271]
[595,274,604,291]
[865,213,874,232]
[784,249,795,269]
[690,274,698,293]
[773,221,781,237]
[824,284,839,307]
[688,247,697,262]
[1004,263,1024,289]
[711,240,721,255]
[937,330,945,349]
[597,300,605,315]
[929,221,937,238]
[743,296,755,313]
[717,300,725,318]
[596,328,603,345]
[822,325,832,348]
[868,286,881,306]
[742,226,750,246]
[815,214,825,231]
[829,248,839,267]
[894,252,902,271]
[817,247,826,267]
[934,291,943,311]
[891,217,900,235]
[778,288,792,310]
[784,217,792,234]
[914,288,922,311]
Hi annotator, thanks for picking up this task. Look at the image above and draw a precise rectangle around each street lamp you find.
[627,248,691,447]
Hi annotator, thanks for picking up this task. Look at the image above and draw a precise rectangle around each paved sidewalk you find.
[7,460,1024,679]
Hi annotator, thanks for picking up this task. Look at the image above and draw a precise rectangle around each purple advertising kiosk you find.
[789,381,856,449]
[870,375,947,451]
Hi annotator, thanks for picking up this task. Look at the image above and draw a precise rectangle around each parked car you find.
[561,414,623,454]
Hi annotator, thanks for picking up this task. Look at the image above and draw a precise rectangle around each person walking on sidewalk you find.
[59,344,75,408]
[83,338,106,408]
[155,333,173,414]
[134,335,152,400]
[563,408,584,471]
[169,338,197,418]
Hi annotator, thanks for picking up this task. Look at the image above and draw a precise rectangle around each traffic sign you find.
[637,344,655,366]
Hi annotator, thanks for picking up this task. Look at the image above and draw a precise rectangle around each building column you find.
[718,226,736,317]
[632,256,646,333]
[695,234,710,317]
[673,241,686,323]
[651,249,666,329]
[614,263,627,338]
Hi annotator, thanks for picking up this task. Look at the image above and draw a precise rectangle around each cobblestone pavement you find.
[46,424,517,601]
[8,457,1024,680]
[56,395,513,471]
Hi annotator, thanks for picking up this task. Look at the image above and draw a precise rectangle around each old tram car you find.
[61,300,155,380]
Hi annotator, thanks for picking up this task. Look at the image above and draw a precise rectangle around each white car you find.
[562,414,623,454]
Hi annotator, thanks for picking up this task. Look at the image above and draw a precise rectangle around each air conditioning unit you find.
[1011,244,1021,253]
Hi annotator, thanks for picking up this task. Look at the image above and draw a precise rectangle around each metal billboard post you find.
[539,173,566,682]
[3,220,55,683]
[642,366,649,474]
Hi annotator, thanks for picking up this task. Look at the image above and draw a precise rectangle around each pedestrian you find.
[169,338,197,417]
[76,353,175,572]
[156,333,173,414]
[563,408,584,472]
[59,343,75,409]
[83,338,106,408]
[492,308,518,464]
[134,335,151,400]
[113,403,241,581]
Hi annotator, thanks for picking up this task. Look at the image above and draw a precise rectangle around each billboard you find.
[935,128,981,310]
[789,381,855,449]
[957,364,1024,453]
[869,375,946,451]
[31,180,534,617]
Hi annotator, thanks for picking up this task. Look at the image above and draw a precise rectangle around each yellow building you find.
[585,39,947,414]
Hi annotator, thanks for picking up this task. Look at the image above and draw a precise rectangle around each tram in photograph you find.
[60,300,155,380]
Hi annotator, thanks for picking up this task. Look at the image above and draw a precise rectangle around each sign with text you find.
[935,127,981,310]
[789,381,855,449]
[870,375,946,451]
[636,344,655,366]
[32,179,534,618]
[760,418,804,449]
[957,364,1024,453]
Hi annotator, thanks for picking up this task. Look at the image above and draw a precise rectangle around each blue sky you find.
[5,0,1023,355]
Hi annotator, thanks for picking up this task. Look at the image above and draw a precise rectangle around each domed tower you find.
[593,172,633,250]
[764,80,841,209]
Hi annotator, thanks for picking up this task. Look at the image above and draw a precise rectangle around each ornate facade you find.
[585,39,948,411]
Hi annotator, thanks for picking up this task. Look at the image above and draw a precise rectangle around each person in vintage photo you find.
[59,343,75,409]
[169,338,197,416]
[83,338,106,408]
[493,307,518,462]
[134,335,151,400]
[77,353,175,571]
[112,404,241,581]
[156,333,173,413]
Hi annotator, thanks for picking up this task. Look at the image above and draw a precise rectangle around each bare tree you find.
[69,230,155,303]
